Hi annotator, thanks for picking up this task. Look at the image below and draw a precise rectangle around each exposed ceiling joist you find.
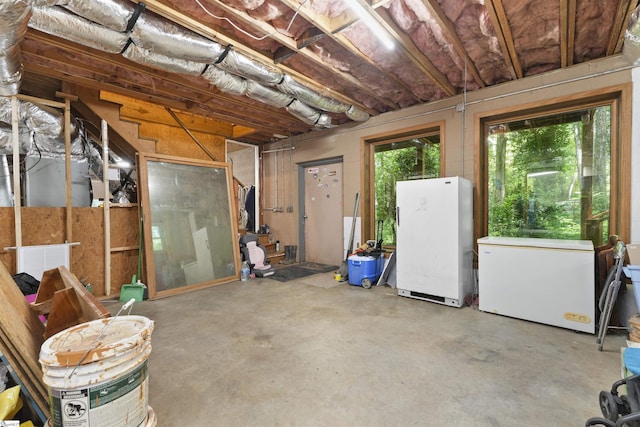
[485,0,522,79]
[5,0,633,146]
[608,0,637,55]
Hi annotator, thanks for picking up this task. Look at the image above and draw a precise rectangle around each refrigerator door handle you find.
[396,206,399,227]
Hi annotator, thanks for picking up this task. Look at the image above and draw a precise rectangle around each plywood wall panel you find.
[1,206,143,298]
[71,208,104,295]
[110,250,139,296]
[22,208,65,245]
[110,206,141,296]
[0,208,16,274]
[153,129,226,162]
[110,206,139,248]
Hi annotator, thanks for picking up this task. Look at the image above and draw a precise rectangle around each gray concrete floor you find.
[108,271,627,426]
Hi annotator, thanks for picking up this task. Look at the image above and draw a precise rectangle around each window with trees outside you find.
[485,102,614,245]
[368,129,441,246]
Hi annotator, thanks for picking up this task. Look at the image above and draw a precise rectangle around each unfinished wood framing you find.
[0,206,139,298]
[0,261,48,418]
[33,266,111,339]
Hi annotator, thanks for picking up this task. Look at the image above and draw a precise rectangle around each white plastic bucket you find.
[39,315,154,427]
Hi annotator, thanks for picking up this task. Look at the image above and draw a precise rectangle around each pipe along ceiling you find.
[1,0,370,133]
[3,1,640,159]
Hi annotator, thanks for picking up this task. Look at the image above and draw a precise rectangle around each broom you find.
[338,192,360,280]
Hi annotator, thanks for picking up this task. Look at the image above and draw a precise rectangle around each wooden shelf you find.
[266,252,285,259]
[111,245,139,252]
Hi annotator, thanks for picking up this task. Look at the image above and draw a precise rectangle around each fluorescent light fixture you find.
[345,0,395,50]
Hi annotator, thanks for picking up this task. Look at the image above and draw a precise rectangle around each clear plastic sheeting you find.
[122,44,207,76]
[202,66,248,95]
[245,80,294,108]
[278,75,349,113]
[132,13,226,62]
[30,6,129,54]
[52,0,134,32]
[0,0,31,96]
[217,50,284,86]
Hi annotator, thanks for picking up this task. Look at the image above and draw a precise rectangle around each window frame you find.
[475,84,631,244]
[363,123,444,245]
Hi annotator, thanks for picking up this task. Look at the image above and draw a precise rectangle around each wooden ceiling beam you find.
[99,92,236,137]
[24,60,302,138]
[132,0,381,113]
[277,0,407,107]
[424,0,486,88]
[560,0,569,67]
[608,0,637,55]
[376,8,456,97]
[22,32,309,133]
[485,0,522,79]
[319,0,455,97]
[566,0,577,66]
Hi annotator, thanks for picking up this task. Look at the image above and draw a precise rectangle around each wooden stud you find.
[103,120,111,296]
[11,97,21,251]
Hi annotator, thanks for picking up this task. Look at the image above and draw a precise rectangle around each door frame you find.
[297,156,343,263]
[226,139,259,232]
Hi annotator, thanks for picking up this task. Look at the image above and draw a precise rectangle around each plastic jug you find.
[241,261,250,281]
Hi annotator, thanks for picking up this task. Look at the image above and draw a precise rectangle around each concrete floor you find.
[108,271,627,426]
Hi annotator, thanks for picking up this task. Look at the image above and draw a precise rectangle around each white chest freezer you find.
[477,236,595,333]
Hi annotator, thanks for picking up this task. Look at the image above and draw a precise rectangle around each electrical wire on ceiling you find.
[194,0,309,42]
[1,0,370,128]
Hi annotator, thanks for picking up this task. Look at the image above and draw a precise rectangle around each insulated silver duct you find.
[286,99,330,126]
[278,75,349,114]
[0,0,31,96]
[8,0,371,128]
[0,155,12,207]
[0,97,85,158]
[0,130,30,154]
[53,0,133,32]
[131,13,226,62]
[217,50,284,86]
[122,44,208,76]
[202,66,248,96]
[346,105,370,122]
[245,80,294,108]
[30,6,129,54]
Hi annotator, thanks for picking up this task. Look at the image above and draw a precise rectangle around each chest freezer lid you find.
[477,236,594,251]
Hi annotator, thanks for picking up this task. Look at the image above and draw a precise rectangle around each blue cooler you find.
[348,253,384,288]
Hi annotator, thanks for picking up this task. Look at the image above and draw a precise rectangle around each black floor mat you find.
[267,262,338,282]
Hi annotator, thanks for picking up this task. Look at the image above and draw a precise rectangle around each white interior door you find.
[303,162,343,265]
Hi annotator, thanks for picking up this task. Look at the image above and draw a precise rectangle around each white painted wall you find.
[632,67,640,243]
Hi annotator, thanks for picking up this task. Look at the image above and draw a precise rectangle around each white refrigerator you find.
[477,236,595,333]
[395,177,474,307]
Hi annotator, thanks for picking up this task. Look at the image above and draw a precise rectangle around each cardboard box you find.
[628,244,640,265]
